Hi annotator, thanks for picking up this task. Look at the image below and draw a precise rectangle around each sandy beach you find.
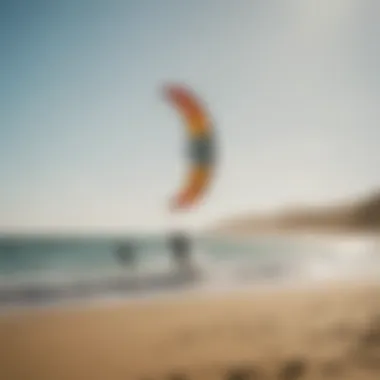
[0,283,379,380]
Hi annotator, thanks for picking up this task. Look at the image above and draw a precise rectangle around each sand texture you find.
[1,283,380,380]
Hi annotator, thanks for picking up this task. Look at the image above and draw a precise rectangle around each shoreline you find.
[1,278,376,317]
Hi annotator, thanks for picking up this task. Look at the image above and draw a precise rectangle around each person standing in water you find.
[168,232,194,272]
[115,241,136,271]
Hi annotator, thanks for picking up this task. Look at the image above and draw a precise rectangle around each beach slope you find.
[1,284,380,380]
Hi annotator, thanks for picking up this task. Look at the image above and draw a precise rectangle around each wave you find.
[0,267,202,308]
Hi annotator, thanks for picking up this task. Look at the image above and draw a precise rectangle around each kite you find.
[164,84,216,211]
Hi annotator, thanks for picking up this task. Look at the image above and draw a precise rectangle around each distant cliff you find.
[214,191,380,234]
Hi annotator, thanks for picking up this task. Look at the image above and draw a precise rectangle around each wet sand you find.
[1,283,380,380]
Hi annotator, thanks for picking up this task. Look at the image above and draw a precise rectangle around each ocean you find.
[0,233,379,309]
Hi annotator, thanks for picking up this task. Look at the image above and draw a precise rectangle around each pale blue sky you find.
[1,0,379,232]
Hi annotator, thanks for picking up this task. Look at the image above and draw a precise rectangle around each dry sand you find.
[1,283,380,380]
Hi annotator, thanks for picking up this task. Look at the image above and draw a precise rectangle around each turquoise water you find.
[0,234,296,278]
[0,233,379,307]
[0,235,167,279]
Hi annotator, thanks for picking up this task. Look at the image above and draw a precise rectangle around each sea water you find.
[0,233,379,309]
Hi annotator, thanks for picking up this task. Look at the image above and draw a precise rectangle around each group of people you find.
[115,232,192,272]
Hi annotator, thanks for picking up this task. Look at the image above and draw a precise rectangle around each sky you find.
[1,0,379,233]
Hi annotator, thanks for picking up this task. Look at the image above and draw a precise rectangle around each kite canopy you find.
[164,84,215,212]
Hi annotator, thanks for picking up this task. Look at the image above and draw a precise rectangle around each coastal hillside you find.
[214,190,380,234]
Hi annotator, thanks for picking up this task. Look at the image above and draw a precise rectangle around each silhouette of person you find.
[115,241,136,269]
[168,231,193,271]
